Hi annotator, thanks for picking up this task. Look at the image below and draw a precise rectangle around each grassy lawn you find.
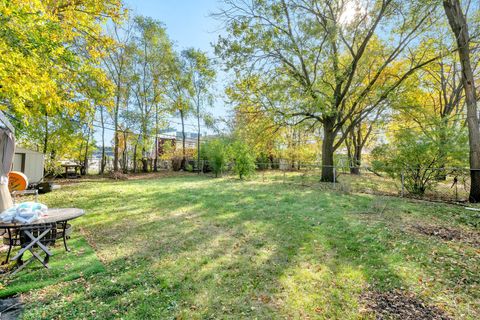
[257,170,471,202]
[1,174,479,319]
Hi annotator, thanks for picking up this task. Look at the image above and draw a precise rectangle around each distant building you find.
[91,147,114,160]
[155,129,201,156]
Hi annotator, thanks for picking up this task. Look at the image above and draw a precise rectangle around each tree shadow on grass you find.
[16,176,473,319]
[22,179,410,318]
[0,236,104,298]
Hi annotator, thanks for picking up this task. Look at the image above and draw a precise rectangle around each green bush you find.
[372,128,467,195]
[231,141,256,179]
[203,138,229,177]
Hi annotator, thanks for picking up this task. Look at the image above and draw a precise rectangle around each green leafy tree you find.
[0,0,123,116]
[182,48,216,173]
[131,16,175,172]
[102,17,136,172]
[166,54,194,170]
[231,141,256,179]
[216,0,439,182]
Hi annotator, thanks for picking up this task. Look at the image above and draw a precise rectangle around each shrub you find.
[371,128,467,195]
[203,138,229,177]
[231,141,256,179]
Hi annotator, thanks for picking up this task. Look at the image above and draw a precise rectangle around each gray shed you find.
[12,147,45,183]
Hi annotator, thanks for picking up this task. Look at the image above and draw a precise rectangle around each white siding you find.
[25,152,44,182]
[12,153,23,172]
[12,147,45,183]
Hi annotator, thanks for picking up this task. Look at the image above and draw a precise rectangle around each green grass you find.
[1,174,479,319]
[0,237,104,298]
[256,170,472,202]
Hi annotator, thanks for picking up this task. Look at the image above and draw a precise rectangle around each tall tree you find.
[166,55,193,170]
[103,18,135,172]
[131,16,174,172]
[182,49,216,173]
[391,45,468,173]
[343,107,385,174]
[216,0,438,181]
[443,0,480,202]
[0,0,124,179]
[227,75,282,160]
[98,105,107,174]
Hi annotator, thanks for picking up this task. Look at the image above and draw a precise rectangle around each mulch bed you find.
[412,224,480,247]
[362,290,451,320]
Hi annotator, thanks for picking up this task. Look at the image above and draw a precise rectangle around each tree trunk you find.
[142,147,148,173]
[437,117,448,180]
[123,131,128,173]
[83,126,91,176]
[180,109,186,170]
[100,106,106,175]
[321,119,336,182]
[154,137,158,172]
[444,0,480,202]
[197,102,201,174]
[42,114,51,176]
[350,145,361,175]
[113,83,121,172]
[133,141,138,173]
[43,112,48,155]
[154,104,159,172]
[347,124,363,175]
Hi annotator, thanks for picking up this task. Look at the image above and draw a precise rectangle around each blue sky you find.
[96,0,228,146]
[125,0,226,122]
[125,0,229,123]
[126,0,221,54]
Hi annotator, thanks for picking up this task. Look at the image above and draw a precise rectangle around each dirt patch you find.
[412,224,480,247]
[362,290,451,320]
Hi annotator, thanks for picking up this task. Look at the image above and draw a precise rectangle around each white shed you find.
[12,147,45,183]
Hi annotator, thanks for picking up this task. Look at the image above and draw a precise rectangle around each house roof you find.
[15,146,44,155]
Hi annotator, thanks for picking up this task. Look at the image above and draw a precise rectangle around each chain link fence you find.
[92,156,471,203]
[232,162,472,203]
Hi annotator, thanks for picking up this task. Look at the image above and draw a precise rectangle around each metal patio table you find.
[0,208,84,274]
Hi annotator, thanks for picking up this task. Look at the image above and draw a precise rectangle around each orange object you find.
[8,171,28,192]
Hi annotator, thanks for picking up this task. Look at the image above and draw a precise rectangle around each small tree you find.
[203,138,229,177]
[231,141,256,180]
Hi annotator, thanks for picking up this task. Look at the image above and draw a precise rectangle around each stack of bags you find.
[0,202,48,224]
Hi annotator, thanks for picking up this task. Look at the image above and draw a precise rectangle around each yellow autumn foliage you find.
[0,0,125,118]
